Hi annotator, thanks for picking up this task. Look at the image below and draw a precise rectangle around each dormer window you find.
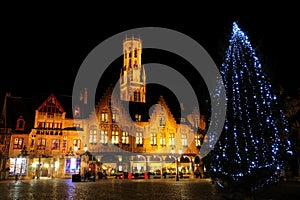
[16,116,25,131]
[135,114,141,122]
[73,106,80,117]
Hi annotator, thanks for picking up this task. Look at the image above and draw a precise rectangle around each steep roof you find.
[1,93,35,133]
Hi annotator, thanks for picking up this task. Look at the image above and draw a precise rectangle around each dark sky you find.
[1,12,300,103]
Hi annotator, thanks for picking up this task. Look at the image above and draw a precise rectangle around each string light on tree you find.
[209,21,291,194]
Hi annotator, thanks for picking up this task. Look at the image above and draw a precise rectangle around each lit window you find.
[182,134,188,147]
[160,133,166,146]
[122,131,129,144]
[101,112,108,123]
[112,131,119,144]
[13,137,24,149]
[74,106,80,117]
[136,132,143,145]
[195,135,201,147]
[135,114,141,122]
[112,111,119,123]
[73,139,81,150]
[62,139,67,153]
[89,128,97,144]
[37,138,46,150]
[100,130,108,144]
[169,133,175,146]
[51,139,60,150]
[150,133,157,146]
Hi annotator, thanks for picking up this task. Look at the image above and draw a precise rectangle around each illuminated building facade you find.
[0,37,207,180]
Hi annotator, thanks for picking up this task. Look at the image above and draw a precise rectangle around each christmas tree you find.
[209,22,291,195]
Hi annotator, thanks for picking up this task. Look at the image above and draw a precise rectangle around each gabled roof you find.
[34,93,74,119]
[37,93,65,114]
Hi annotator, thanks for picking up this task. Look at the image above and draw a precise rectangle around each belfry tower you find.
[120,36,146,103]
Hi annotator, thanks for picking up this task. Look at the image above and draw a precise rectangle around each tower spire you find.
[120,36,146,103]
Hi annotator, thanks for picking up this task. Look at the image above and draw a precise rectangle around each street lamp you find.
[83,144,89,173]
[84,144,88,153]
[74,144,78,152]
[171,147,182,181]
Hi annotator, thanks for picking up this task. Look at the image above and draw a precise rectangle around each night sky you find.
[1,11,300,109]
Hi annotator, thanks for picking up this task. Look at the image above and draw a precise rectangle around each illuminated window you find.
[73,139,81,150]
[100,130,108,144]
[9,157,27,175]
[65,157,80,174]
[89,129,97,144]
[112,111,119,123]
[150,133,157,146]
[182,134,188,147]
[169,133,175,146]
[160,133,166,146]
[13,137,24,149]
[195,135,201,147]
[62,138,67,153]
[136,132,143,145]
[135,114,141,122]
[37,138,46,150]
[112,131,119,144]
[74,106,80,117]
[101,112,108,123]
[122,131,129,144]
[51,139,60,150]
[38,122,44,128]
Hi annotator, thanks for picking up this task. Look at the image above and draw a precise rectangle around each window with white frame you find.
[112,130,119,144]
[51,139,60,150]
[169,133,175,146]
[181,133,188,147]
[150,132,157,146]
[136,132,143,145]
[160,133,166,146]
[100,130,108,144]
[37,138,46,150]
[122,131,129,144]
[112,111,119,123]
[89,129,97,144]
[13,137,24,149]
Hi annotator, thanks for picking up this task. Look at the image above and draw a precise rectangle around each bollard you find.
[128,172,132,179]
[144,172,148,179]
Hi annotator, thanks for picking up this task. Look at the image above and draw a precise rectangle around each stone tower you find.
[120,36,146,103]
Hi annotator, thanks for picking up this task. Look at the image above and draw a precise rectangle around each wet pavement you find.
[0,178,220,200]
[0,178,300,200]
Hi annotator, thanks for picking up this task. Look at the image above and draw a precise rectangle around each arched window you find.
[16,116,25,131]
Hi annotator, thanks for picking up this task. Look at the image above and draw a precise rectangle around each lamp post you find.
[83,144,88,174]
[171,148,182,181]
